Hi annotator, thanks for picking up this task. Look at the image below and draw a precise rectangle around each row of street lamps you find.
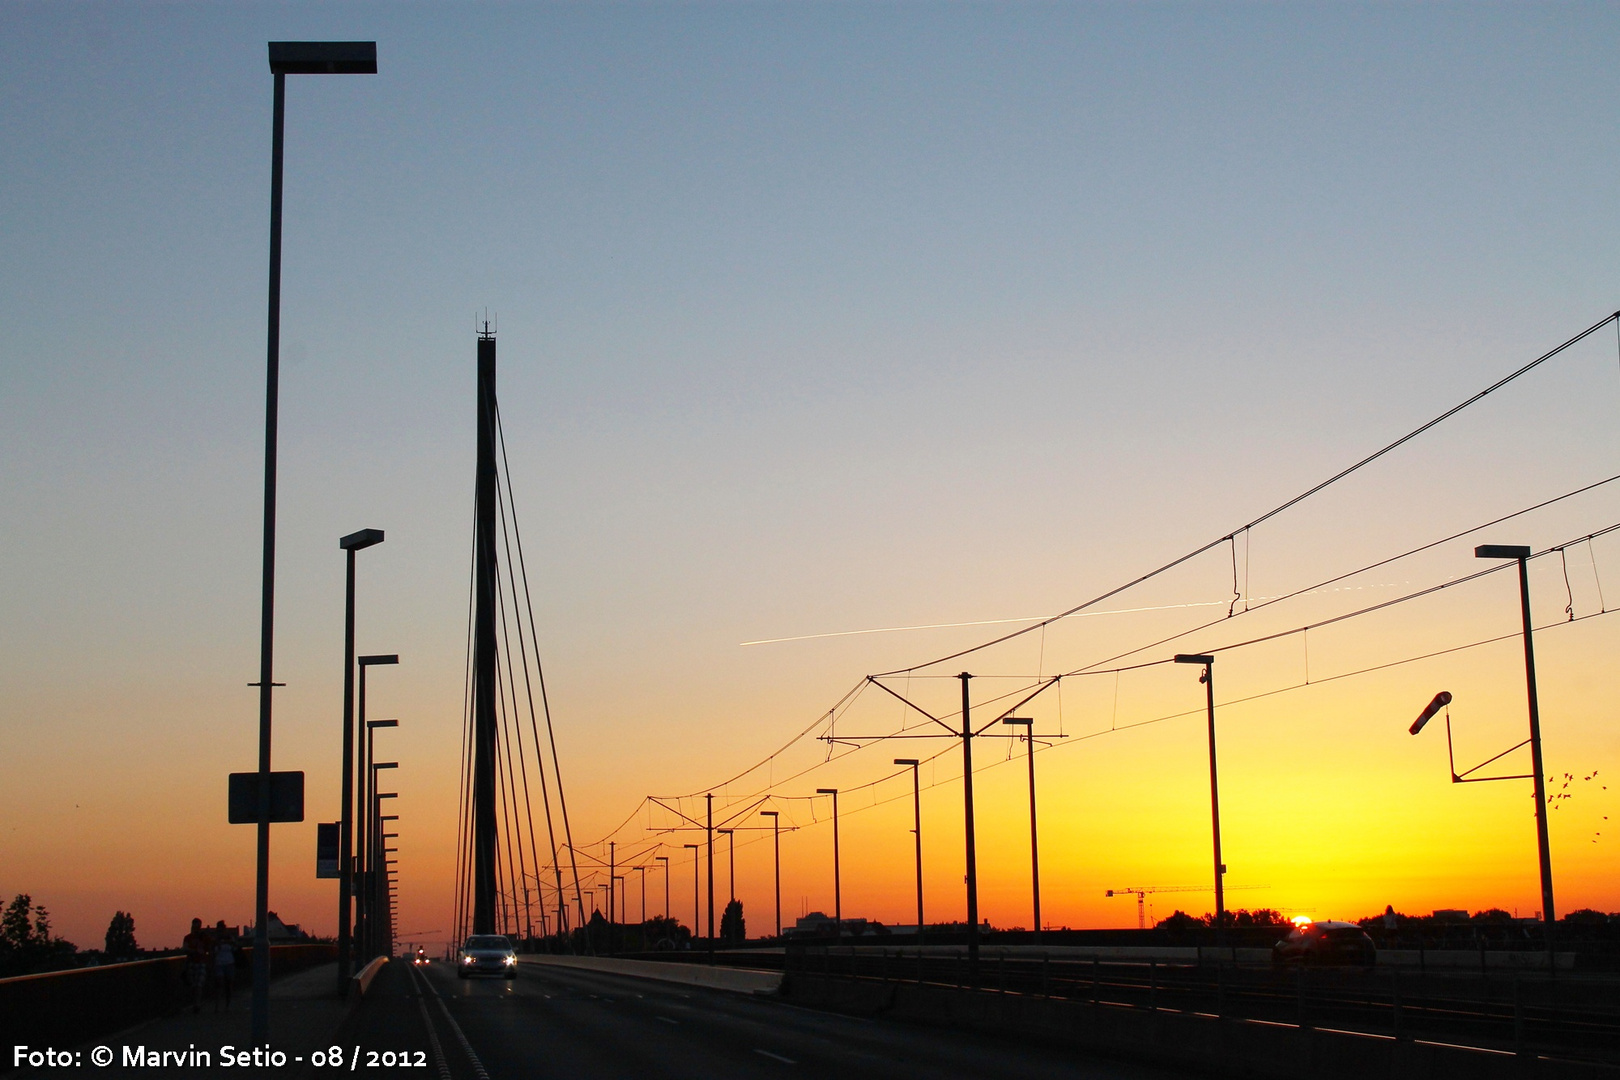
[336,529,405,987]
[619,545,1554,970]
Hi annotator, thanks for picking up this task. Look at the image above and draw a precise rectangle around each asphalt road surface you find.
[365,960,1198,1080]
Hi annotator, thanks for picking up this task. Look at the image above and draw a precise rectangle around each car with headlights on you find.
[457,934,518,979]
[1272,920,1376,967]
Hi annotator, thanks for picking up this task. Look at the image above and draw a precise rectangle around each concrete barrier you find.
[0,944,336,1063]
[780,972,1618,1080]
[522,955,782,996]
[350,956,389,998]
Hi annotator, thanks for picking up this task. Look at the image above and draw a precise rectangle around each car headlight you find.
[504,955,517,965]
[462,956,474,964]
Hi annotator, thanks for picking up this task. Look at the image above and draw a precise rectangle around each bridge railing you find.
[0,944,335,1058]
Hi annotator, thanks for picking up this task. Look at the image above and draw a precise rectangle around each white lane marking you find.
[656,1016,679,1025]
[422,970,493,1080]
[754,1050,797,1065]
[408,967,454,1080]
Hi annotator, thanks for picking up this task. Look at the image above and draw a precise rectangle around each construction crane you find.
[1105,885,1266,929]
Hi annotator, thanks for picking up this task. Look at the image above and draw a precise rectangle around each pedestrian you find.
[182,918,209,1014]
[211,921,236,1010]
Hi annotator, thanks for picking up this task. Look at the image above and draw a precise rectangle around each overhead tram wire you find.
[594,506,1620,856]
[602,377,1620,840]
[580,313,1620,857]
[1058,471,1620,679]
[877,310,1620,677]
[494,402,589,942]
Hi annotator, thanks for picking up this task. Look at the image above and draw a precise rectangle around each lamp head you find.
[816,788,837,795]
[373,761,398,770]
[340,528,385,551]
[1410,691,1453,735]
[359,654,399,667]
[268,41,378,75]
[894,758,919,766]
[368,719,399,729]
[1001,717,1032,727]
[1476,544,1532,560]
[760,810,778,818]
[1174,654,1215,666]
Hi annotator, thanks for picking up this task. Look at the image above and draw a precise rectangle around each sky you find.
[2,1,1619,951]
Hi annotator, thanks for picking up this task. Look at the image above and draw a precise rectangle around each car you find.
[457,934,518,979]
[411,947,430,966]
[1272,920,1376,966]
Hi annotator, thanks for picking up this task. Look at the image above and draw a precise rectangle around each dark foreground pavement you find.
[11,958,1199,1079]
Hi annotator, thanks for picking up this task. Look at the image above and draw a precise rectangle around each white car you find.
[457,935,518,979]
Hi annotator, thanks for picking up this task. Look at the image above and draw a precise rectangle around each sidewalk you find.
[11,963,357,1078]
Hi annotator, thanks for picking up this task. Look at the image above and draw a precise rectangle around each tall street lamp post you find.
[894,760,923,943]
[336,528,383,988]
[1476,544,1557,958]
[635,866,647,926]
[253,40,376,1044]
[719,829,735,902]
[684,844,700,944]
[705,794,715,954]
[656,855,670,920]
[1175,653,1225,943]
[816,789,841,938]
[760,812,781,938]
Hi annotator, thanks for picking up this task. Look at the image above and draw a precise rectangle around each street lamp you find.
[655,855,670,921]
[1475,543,1558,956]
[760,812,781,938]
[894,760,923,942]
[252,39,376,1045]
[368,761,398,958]
[1002,720,1041,939]
[719,829,735,902]
[816,789,841,938]
[635,866,647,926]
[336,527,383,987]
[1174,653,1225,943]
[359,712,397,956]
[684,845,700,942]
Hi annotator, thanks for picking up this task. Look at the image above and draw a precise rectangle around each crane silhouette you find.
[1106,885,1266,929]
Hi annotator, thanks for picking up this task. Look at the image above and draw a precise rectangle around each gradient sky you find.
[3,2,1619,951]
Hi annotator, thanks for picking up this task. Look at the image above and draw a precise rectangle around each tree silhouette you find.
[720,899,745,945]
[0,894,76,975]
[104,911,138,961]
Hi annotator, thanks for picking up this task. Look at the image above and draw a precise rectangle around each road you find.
[360,959,1196,1080]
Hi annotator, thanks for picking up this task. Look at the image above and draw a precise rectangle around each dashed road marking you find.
[656,1016,679,1025]
[754,1049,797,1065]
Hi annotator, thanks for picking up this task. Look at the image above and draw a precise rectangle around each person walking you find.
[211,921,236,1010]
[182,918,209,1014]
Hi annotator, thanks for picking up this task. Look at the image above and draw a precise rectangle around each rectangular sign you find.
[227,771,305,824]
[316,821,340,878]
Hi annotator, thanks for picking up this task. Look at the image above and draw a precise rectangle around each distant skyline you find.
[2,2,1618,950]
